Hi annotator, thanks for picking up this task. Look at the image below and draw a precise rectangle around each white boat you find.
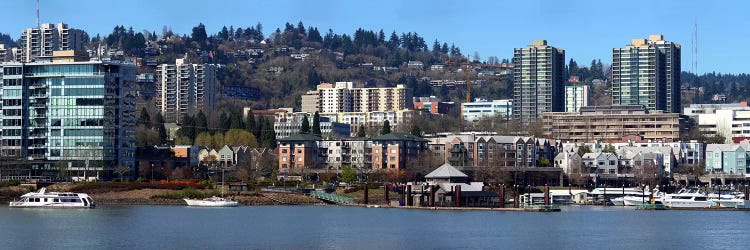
[623,194,663,206]
[183,196,238,207]
[662,188,711,208]
[591,187,646,206]
[709,193,746,208]
[610,197,625,206]
[184,166,238,207]
[8,187,95,208]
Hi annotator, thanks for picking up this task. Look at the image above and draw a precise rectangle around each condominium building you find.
[277,133,427,174]
[155,57,217,123]
[564,84,589,112]
[461,98,512,122]
[612,35,681,113]
[683,102,750,119]
[0,52,136,180]
[696,108,750,143]
[273,112,351,139]
[0,44,11,63]
[541,105,682,143]
[429,132,555,168]
[705,144,750,176]
[301,82,409,113]
[413,96,455,115]
[18,23,87,63]
[319,110,416,128]
[512,40,565,124]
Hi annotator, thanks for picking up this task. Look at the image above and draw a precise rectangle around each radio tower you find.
[692,22,698,74]
[36,0,40,28]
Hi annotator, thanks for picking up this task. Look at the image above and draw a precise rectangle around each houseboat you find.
[9,188,96,208]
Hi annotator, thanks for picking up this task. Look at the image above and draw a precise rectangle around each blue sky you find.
[1,0,747,74]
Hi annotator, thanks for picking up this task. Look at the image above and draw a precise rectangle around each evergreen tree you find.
[381,120,391,135]
[432,39,441,53]
[410,125,422,138]
[195,111,208,135]
[312,112,321,135]
[179,114,195,142]
[230,110,244,129]
[155,112,167,145]
[300,115,311,133]
[245,111,256,136]
[191,23,207,47]
[356,125,366,137]
[267,121,277,148]
[254,116,264,139]
[137,108,151,128]
[219,112,230,131]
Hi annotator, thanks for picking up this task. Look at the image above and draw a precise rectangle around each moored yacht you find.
[183,196,239,207]
[662,188,711,208]
[9,188,95,208]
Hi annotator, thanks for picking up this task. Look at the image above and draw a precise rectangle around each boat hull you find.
[663,200,712,208]
[183,198,238,207]
[8,202,94,208]
[610,198,625,206]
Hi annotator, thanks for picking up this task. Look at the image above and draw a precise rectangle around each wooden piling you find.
[406,185,413,206]
[544,185,550,206]
[363,183,369,204]
[455,185,462,207]
[498,185,505,208]
[429,185,436,207]
[384,184,389,202]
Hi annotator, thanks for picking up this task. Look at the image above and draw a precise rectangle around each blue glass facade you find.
[0,61,136,179]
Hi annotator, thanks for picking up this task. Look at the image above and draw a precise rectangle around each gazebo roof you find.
[425,163,468,178]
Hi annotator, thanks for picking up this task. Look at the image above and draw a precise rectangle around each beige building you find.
[155,57,217,123]
[301,82,409,114]
[612,35,681,113]
[18,23,86,63]
[542,105,682,143]
[513,40,566,124]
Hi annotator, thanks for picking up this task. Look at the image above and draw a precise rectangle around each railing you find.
[309,191,355,205]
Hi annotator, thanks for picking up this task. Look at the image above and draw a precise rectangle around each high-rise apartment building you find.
[301,82,408,113]
[155,57,217,123]
[0,52,136,179]
[512,40,565,124]
[612,35,681,113]
[18,23,86,63]
[564,84,589,112]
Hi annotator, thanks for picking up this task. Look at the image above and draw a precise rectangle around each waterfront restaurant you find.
[425,163,499,207]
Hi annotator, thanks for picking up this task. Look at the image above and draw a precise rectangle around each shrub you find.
[0,180,21,188]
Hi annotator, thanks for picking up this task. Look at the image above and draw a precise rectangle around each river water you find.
[1,205,748,249]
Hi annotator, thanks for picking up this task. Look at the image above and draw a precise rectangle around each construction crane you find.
[445,56,473,103]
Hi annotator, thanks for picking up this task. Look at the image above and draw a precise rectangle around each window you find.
[282,164,288,168]
[297,157,302,162]
[390,149,396,153]
[609,160,615,165]
[282,149,288,153]
[282,157,287,161]
[390,157,396,161]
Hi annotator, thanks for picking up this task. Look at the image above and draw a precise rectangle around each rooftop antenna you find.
[692,21,698,74]
[36,0,40,28]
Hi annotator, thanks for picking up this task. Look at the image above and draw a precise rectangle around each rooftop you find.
[425,163,468,179]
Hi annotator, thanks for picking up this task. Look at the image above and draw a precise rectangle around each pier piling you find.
[429,185,435,207]
[544,185,550,206]
[363,183,369,204]
[498,185,505,208]
[406,185,413,206]
[455,185,462,207]
[384,184,389,202]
